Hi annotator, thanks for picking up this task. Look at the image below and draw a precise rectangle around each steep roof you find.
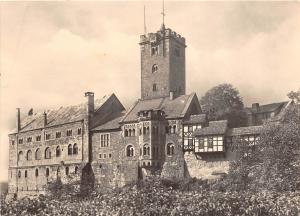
[183,114,207,124]
[227,125,263,136]
[11,95,112,133]
[92,113,125,131]
[120,93,198,123]
[194,120,228,136]
[245,101,289,114]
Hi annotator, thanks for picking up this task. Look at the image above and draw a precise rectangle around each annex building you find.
[7,24,291,199]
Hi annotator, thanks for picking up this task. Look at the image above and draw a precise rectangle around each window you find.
[68,144,72,155]
[65,166,69,175]
[56,146,61,157]
[126,145,134,157]
[35,148,41,160]
[152,64,158,73]
[124,129,128,137]
[195,136,224,153]
[18,138,23,144]
[175,48,180,57]
[56,132,61,138]
[45,134,51,140]
[45,147,51,159]
[25,170,27,178]
[73,144,78,155]
[67,130,73,136]
[99,154,102,159]
[75,166,78,174]
[153,84,157,92]
[166,143,175,155]
[151,44,159,55]
[207,137,213,148]
[109,153,112,158]
[104,154,106,159]
[35,168,39,177]
[11,140,15,145]
[77,128,82,135]
[46,168,49,177]
[100,134,110,147]
[143,144,150,156]
[27,137,32,143]
[36,135,41,142]
[26,150,32,161]
[18,171,21,178]
[18,151,23,161]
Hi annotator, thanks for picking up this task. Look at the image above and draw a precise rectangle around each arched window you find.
[126,145,134,157]
[68,144,72,155]
[75,166,78,174]
[18,171,21,178]
[57,167,60,177]
[143,144,150,156]
[26,150,32,161]
[65,166,69,175]
[143,127,146,135]
[45,147,51,159]
[132,129,136,136]
[146,127,150,135]
[56,146,61,157]
[128,129,132,137]
[152,64,158,73]
[25,170,27,178]
[18,151,23,161]
[46,168,49,177]
[125,129,128,137]
[35,148,41,160]
[166,143,175,155]
[35,168,39,177]
[73,144,78,155]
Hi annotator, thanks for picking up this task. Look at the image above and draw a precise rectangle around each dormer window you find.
[152,64,158,73]
[27,137,32,143]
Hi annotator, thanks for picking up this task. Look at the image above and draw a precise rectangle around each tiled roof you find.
[12,95,112,133]
[92,113,125,131]
[245,101,288,114]
[227,125,263,136]
[194,120,228,136]
[183,114,207,124]
[120,93,197,123]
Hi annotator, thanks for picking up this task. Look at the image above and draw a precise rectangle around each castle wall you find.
[91,130,139,189]
[184,151,236,179]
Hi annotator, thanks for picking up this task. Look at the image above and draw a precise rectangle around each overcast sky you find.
[0,1,299,182]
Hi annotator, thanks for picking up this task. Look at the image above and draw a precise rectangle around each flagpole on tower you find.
[144,4,147,34]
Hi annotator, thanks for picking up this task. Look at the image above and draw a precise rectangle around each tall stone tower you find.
[139,25,186,100]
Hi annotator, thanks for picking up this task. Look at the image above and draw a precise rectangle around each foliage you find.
[1,177,300,216]
[200,83,247,128]
[226,90,300,192]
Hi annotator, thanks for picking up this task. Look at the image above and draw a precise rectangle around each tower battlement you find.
[140,28,186,46]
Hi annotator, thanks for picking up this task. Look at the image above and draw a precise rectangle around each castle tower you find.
[139,25,186,100]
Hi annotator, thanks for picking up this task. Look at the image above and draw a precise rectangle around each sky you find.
[0,1,299,182]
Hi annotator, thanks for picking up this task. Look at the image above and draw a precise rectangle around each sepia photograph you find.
[0,1,300,215]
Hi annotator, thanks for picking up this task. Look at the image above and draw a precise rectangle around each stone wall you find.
[184,151,236,179]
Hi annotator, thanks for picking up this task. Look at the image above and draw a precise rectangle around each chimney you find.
[169,91,174,100]
[16,108,21,132]
[85,92,95,114]
[252,103,260,112]
[43,112,47,127]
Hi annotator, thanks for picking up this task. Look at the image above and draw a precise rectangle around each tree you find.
[200,83,247,128]
[227,89,300,191]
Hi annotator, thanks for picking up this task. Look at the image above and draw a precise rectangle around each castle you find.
[7,24,291,199]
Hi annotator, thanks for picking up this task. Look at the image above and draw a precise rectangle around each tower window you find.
[175,48,180,57]
[153,84,157,92]
[151,44,159,55]
[152,64,158,73]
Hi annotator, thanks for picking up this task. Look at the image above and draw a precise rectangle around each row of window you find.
[123,125,177,138]
[18,144,79,161]
[17,166,79,178]
[15,128,82,145]
[99,153,112,159]
[125,143,175,158]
